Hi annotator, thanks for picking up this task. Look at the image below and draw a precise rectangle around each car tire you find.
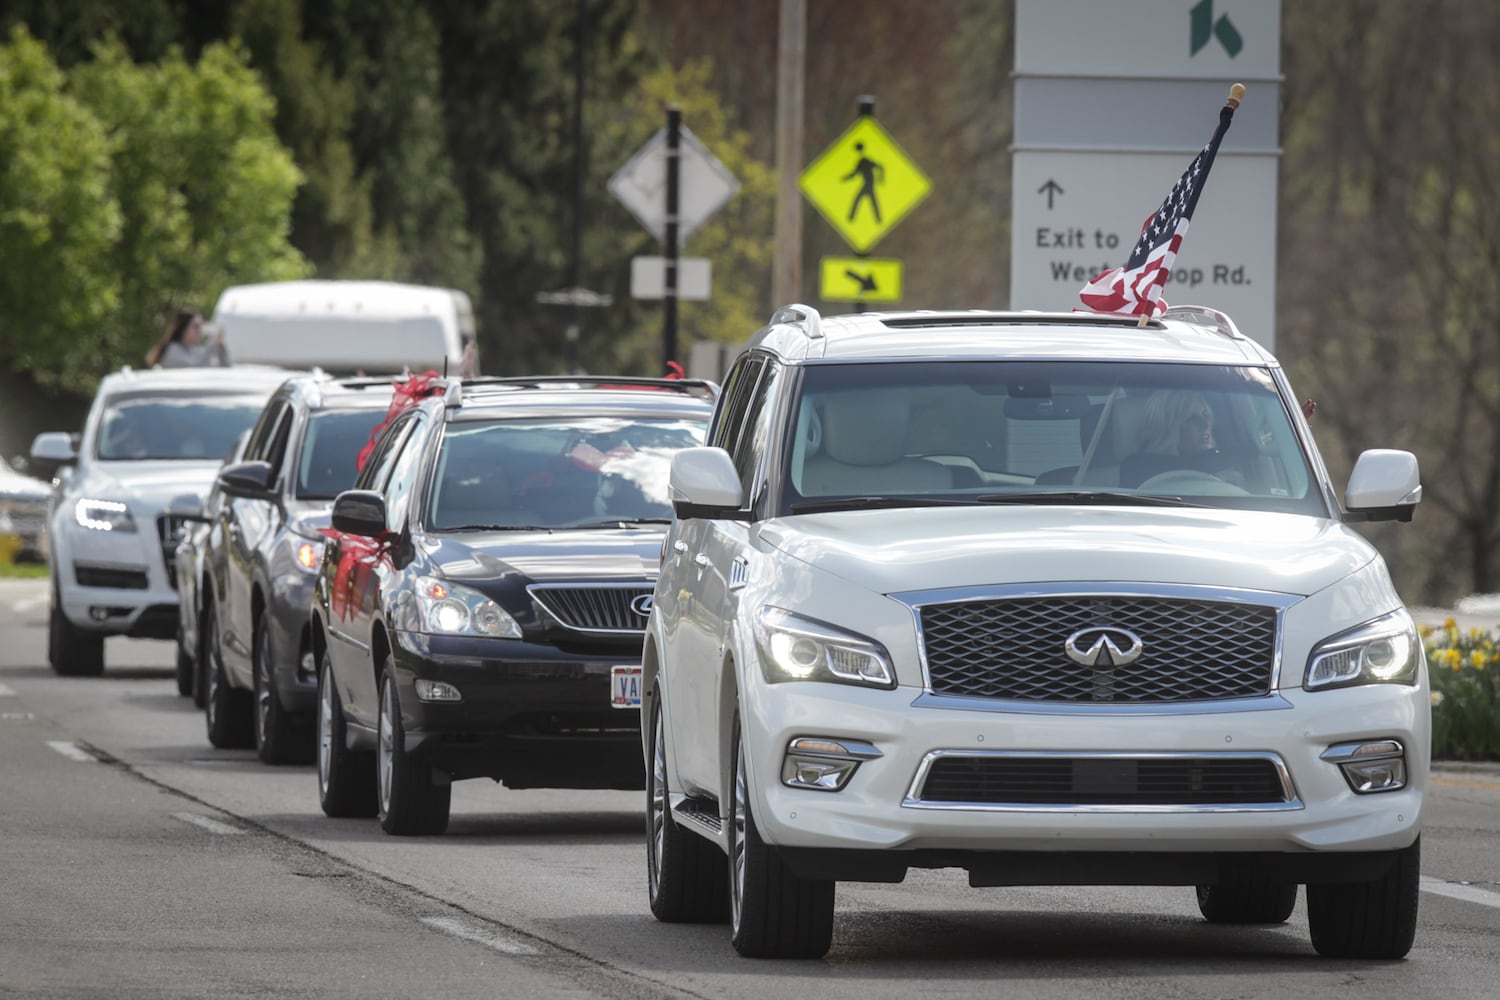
[316,650,377,817]
[174,635,195,697]
[204,609,254,749]
[1307,837,1420,959]
[1195,873,1297,924]
[193,604,213,709]
[376,654,451,836]
[728,710,834,959]
[647,684,729,923]
[48,582,104,677]
[254,614,311,765]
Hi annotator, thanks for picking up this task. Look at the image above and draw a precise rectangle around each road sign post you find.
[664,106,681,372]
[800,97,929,311]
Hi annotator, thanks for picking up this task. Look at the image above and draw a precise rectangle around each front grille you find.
[920,596,1276,703]
[529,584,654,634]
[915,754,1291,806]
[74,563,149,590]
[157,515,190,591]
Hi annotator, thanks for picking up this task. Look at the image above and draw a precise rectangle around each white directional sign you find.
[1010,151,1278,346]
[608,127,739,243]
[630,256,711,301]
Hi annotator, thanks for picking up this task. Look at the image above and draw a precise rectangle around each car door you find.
[665,356,768,795]
[336,411,429,732]
[222,397,292,685]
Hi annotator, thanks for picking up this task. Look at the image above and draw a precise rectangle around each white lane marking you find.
[172,812,245,836]
[419,916,540,956]
[47,740,96,762]
[1,712,35,721]
[1421,875,1500,909]
[0,683,16,696]
[12,594,49,614]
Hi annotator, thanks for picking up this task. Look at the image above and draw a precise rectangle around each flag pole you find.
[1136,82,1245,328]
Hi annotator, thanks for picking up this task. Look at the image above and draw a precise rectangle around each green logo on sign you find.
[1191,0,1243,57]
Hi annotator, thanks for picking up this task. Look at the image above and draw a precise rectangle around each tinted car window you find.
[783,361,1323,517]
[96,393,269,461]
[297,408,391,499]
[429,416,708,530]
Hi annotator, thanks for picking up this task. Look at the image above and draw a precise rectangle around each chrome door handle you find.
[693,553,710,567]
[673,540,688,554]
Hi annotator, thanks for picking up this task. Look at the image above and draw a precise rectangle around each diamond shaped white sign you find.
[608,126,739,244]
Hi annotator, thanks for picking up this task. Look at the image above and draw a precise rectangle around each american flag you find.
[1078,94,1240,317]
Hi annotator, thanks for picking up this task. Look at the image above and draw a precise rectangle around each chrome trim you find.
[889,582,1299,700]
[901,749,1303,813]
[785,736,884,761]
[1320,739,1404,763]
[910,691,1294,717]
[528,580,658,635]
[729,555,750,592]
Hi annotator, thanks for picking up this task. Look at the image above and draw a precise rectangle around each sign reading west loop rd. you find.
[818,256,903,303]
[800,117,931,254]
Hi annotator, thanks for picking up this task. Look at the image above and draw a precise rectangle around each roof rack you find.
[1161,304,1245,340]
[441,374,719,407]
[879,311,1165,330]
[769,303,823,340]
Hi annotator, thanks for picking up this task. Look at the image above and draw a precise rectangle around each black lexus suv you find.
[309,375,716,835]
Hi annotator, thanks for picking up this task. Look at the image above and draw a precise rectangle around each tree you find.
[67,37,309,371]
[0,27,121,391]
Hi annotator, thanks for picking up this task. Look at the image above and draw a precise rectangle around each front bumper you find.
[738,678,1428,867]
[390,629,645,789]
[53,521,177,639]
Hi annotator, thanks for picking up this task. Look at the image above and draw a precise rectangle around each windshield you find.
[297,407,391,499]
[781,361,1329,517]
[95,394,268,461]
[428,415,708,530]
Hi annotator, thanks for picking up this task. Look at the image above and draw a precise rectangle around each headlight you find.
[294,539,325,572]
[415,575,521,639]
[75,498,137,533]
[754,607,896,689]
[1305,610,1421,690]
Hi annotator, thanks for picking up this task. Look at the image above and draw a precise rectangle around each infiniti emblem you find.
[630,593,654,618]
[1064,627,1143,667]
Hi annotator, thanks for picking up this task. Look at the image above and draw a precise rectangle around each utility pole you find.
[771,0,806,312]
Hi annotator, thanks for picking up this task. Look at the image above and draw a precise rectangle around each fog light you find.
[89,606,109,622]
[414,679,462,702]
[298,650,317,682]
[781,736,882,792]
[1321,740,1407,794]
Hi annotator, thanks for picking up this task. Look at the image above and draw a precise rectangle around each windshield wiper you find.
[569,518,674,529]
[788,495,976,514]
[975,491,1206,508]
[441,524,554,532]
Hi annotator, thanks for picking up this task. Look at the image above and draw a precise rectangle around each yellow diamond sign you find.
[800,117,931,253]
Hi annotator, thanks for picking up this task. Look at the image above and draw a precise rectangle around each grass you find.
[0,561,49,578]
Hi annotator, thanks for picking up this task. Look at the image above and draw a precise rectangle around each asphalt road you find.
[2,578,1499,999]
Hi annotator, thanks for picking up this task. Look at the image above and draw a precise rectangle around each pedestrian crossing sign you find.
[800,117,931,253]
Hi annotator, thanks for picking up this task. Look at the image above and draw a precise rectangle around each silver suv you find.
[645,305,1427,959]
[32,366,293,675]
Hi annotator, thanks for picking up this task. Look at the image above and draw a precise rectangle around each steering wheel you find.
[1137,468,1249,496]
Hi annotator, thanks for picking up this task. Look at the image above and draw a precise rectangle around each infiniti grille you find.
[919,595,1276,703]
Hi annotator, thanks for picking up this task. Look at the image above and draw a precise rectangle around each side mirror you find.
[217,460,275,500]
[331,490,388,537]
[31,431,78,466]
[669,447,747,520]
[165,492,209,523]
[1344,449,1421,523]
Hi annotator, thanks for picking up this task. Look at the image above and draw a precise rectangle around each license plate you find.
[610,665,643,709]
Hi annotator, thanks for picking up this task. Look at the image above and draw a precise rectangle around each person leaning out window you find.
[146,309,230,368]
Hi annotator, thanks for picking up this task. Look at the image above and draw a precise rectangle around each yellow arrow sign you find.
[800,117,931,253]
[819,256,903,303]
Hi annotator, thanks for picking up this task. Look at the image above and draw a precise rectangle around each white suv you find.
[644,305,1428,960]
[32,365,293,676]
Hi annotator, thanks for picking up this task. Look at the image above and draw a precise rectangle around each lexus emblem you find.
[630,593,654,618]
[1064,627,1143,667]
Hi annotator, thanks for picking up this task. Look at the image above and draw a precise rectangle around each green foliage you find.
[0,27,121,390]
[1422,621,1500,760]
[69,37,308,367]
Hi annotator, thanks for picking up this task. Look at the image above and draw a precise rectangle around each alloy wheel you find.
[317,665,334,796]
[377,681,395,815]
[649,703,668,898]
[730,733,748,932]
